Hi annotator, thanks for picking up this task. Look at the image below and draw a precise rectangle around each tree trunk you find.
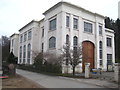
[73,66,75,76]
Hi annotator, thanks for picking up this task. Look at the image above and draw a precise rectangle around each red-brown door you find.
[82,41,95,72]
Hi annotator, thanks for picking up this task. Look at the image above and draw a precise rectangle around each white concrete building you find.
[10,1,115,73]
[10,33,19,57]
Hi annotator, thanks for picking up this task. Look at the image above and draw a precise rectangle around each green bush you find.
[7,52,17,64]
[18,62,62,74]
[116,59,120,63]
[18,52,62,74]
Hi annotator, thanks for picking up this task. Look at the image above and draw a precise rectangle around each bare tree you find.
[43,52,62,65]
[61,43,82,76]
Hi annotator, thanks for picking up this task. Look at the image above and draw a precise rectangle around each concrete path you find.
[17,69,118,89]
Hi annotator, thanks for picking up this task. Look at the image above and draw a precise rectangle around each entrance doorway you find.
[82,41,95,72]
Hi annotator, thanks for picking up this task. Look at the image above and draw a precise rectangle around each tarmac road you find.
[16,69,115,89]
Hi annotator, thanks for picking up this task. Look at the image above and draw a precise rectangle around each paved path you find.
[17,69,118,89]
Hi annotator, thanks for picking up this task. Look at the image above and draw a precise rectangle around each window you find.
[73,36,78,47]
[84,22,92,33]
[28,31,32,40]
[24,33,27,42]
[99,60,102,66]
[42,43,44,52]
[66,16,70,27]
[20,35,23,43]
[107,54,112,65]
[73,18,78,29]
[99,41,103,66]
[49,18,56,30]
[107,37,112,47]
[23,45,26,64]
[27,44,31,64]
[66,35,69,44]
[49,37,56,48]
[99,41,102,59]
[19,46,22,63]
[99,25,102,35]
[42,27,44,37]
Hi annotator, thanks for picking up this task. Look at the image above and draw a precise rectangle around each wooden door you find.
[82,41,94,72]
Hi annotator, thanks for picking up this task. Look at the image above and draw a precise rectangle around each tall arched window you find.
[23,45,26,64]
[27,44,31,64]
[99,41,103,66]
[73,36,78,47]
[66,35,69,65]
[49,37,56,48]
[73,36,78,51]
[19,46,22,63]
[66,35,69,44]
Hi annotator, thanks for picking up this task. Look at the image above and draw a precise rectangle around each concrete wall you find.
[18,21,40,64]
[10,34,19,57]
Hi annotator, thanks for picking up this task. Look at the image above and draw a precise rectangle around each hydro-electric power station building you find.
[10,1,115,73]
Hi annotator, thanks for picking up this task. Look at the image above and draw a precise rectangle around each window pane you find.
[42,43,44,52]
[23,45,26,63]
[107,54,112,65]
[99,25,102,35]
[73,36,78,47]
[27,44,31,64]
[99,41,103,66]
[99,41,102,49]
[42,28,44,37]
[66,35,69,44]
[19,46,22,63]
[49,37,56,48]
[73,18,78,29]
[28,31,32,40]
[99,50,102,59]
[24,33,27,42]
[99,60,102,66]
[49,18,56,30]
[84,22,92,33]
[66,16,70,27]
[107,38,112,47]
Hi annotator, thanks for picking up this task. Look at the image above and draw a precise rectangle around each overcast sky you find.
[0,0,119,37]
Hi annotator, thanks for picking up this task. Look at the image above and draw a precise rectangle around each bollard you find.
[114,63,120,82]
[85,63,90,78]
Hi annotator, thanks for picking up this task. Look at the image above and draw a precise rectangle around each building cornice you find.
[43,1,105,18]
[105,28,114,33]
[19,20,39,32]
[10,33,19,38]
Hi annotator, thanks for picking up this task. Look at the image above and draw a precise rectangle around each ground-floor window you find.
[107,54,112,65]
[99,60,102,66]
[19,46,22,63]
[23,45,26,64]
[27,44,31,64]
[99,41,103,66]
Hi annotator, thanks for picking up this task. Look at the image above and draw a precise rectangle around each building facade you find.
[10,33,19,57]
[10,1,115,73]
